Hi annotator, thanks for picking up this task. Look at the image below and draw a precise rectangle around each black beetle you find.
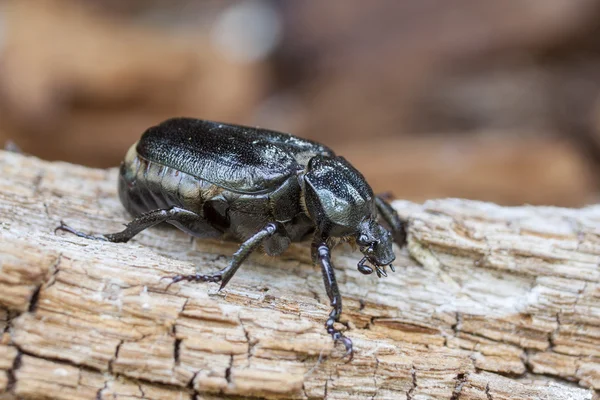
[57,118,406,359]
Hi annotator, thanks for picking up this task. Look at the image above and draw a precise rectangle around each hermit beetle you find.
[57,118,406,359]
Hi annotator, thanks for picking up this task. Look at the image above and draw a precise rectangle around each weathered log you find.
[0,149,598,399]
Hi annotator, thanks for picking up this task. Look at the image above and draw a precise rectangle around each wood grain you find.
[0,150,597,399]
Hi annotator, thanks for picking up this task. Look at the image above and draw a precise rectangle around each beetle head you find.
[355,219,395,275]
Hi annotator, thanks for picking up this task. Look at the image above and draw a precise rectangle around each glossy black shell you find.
[137,118,333,194]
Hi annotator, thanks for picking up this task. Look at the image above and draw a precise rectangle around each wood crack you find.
[108,339,124,375]
[95,380,108,400]
[225,354,233,384]
[6,350,22,394]
[450,372,468,400]
[27,284,42,313]
[370,356,380,400]
[406,365,417,400]
[485,383,493,400]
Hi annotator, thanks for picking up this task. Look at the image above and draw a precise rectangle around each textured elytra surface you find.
[0,149,598,399]
[136,118,333,193]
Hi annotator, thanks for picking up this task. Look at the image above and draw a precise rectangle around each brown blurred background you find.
[1,0,600,206]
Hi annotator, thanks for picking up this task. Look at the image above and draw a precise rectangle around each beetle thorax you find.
[301,155,376,238]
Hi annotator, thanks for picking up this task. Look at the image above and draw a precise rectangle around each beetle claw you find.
[54,220,66,235]
[162,274,184,290]
[389,264,396,273]
[55,220,80,236]
[55,221,108,241]
[337,336,354,363]
[329,328,354,362]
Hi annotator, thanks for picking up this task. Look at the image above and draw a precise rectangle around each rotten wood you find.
[0,149,598,399]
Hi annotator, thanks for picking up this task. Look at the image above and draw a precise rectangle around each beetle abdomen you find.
[118,143,219,219]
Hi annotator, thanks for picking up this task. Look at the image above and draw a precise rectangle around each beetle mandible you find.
[57,118,406,359]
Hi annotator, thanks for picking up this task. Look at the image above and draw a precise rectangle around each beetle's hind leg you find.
[166,222,288,291]
[313,240,353,360]
[56,207,218,243]
[375,195,406,247]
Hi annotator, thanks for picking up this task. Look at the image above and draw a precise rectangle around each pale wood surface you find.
[0,149,598,399]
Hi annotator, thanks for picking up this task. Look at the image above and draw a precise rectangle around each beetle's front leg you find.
[312,240,353,360]
[375,195,406,247]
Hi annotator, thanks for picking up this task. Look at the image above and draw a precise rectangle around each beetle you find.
[57,117,406,359]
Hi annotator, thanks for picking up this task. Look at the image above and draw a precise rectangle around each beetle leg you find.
[166,222,287,291]
[312,240,353,360]
[56,207,208,243]
[218,222,285,290]
[375,195,406,247]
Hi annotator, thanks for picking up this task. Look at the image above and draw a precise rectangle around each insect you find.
[57,118,406,359]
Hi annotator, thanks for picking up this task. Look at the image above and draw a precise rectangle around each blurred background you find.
[1,0,600,206]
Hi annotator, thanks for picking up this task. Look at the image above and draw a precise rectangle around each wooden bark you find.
[0,149,598,399]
